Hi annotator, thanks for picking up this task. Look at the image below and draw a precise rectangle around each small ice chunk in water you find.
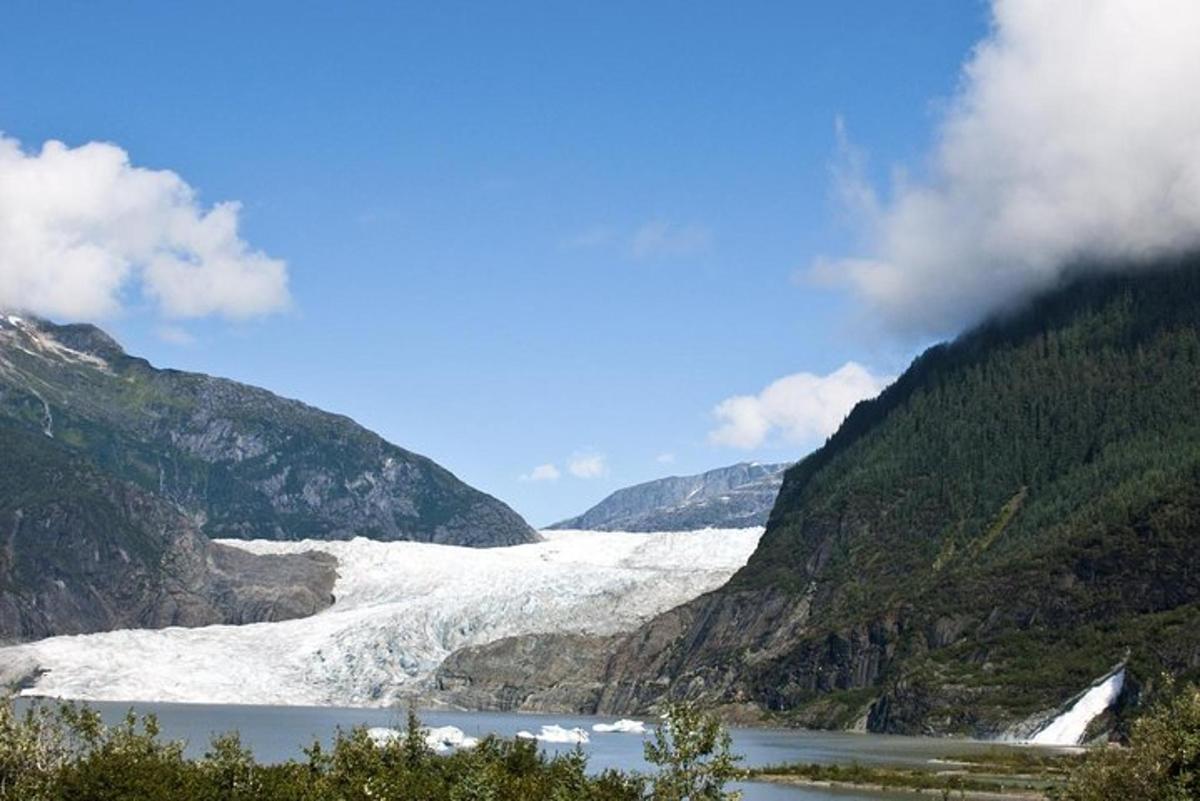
[592,719,647,734]
[366,724,478,751]
[517,724,590,744]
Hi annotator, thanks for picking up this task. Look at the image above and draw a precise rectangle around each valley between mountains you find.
[2,258,1200,747]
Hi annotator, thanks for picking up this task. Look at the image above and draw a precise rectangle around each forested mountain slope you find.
[591,260,1200,734]
[0,315,535,546]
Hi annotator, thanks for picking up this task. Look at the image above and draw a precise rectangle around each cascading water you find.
[1028,668,1125,746]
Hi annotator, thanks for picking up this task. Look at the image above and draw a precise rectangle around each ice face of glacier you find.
[0,528,762,706]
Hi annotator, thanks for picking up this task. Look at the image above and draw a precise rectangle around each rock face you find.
[0,315,535,546]
[462,261,1200,736]
[433,633,617,713]
[549,462,789,532]
[0,424,337,642]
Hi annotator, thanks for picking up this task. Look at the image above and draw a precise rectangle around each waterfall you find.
[1029,668,1125,746]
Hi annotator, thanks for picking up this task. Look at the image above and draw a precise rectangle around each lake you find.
[16,699,1054,800]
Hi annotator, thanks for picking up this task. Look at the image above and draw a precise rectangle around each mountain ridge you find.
[0,314,536,546]
[549,461,790,532]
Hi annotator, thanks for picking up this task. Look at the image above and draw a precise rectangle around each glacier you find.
[0,528,761,706]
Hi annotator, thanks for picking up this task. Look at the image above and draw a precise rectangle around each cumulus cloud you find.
[710,362,891,450]
[0,135,289,321]
[520,463,561,482]
[567,452,607,479]
[816,0,1200,334]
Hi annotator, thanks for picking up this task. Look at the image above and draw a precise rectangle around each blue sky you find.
[0,1,990,525]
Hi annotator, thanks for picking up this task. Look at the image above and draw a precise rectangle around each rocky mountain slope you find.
[0,315,535,546]
[549,462,789,531]
[443,260,1200,736]
[0,423,337,643]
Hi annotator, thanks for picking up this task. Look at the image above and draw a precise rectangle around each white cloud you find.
[655,452,676,464]
[815,0,1200,335]
[0,135,289,321]
[710,362,891,450]
[632,221,712,260]
[520,463,561,482]
[568,452,607,479]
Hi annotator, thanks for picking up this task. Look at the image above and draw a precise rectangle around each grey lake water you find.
[17,699,1054,800]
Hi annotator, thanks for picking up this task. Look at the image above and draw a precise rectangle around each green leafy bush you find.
[1057,681,1200,801]
[645,702,745,800]
[0,698,745,801]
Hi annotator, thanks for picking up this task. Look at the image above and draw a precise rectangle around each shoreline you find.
[755,774,1047,800]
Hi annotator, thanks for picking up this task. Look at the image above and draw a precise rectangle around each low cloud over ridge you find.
[710,362,891,450]
[816,0,1200,335]
[0,135,289,321]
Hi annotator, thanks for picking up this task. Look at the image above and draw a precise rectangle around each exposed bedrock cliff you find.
[0,424,337,642]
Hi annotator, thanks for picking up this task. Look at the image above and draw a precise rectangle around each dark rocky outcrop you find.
[0,424,337,642]
[433,633,617,712]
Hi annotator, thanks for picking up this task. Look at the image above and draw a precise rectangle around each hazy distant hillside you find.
[549,462,790,532]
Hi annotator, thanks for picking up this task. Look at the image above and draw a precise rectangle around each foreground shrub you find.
[645,702,745,800]
[1057,681,1200,801]
[0,698,745,800]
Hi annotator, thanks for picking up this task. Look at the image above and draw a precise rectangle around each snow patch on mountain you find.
[0,528,761,706]
[550,462,790,532]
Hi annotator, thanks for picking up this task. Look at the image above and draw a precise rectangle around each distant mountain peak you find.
[0,314,124,367]
[550,460,791,532]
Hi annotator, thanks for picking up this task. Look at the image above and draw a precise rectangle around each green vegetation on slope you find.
[1057,679,1200,800]
[744,260,1200,730]
[599,259,1200,735]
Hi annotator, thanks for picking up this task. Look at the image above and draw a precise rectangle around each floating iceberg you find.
[424,725,480,751]
[517,725,590,744]
[0,528,762,706]
[592,719,647,734]
[366,725,478,752]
